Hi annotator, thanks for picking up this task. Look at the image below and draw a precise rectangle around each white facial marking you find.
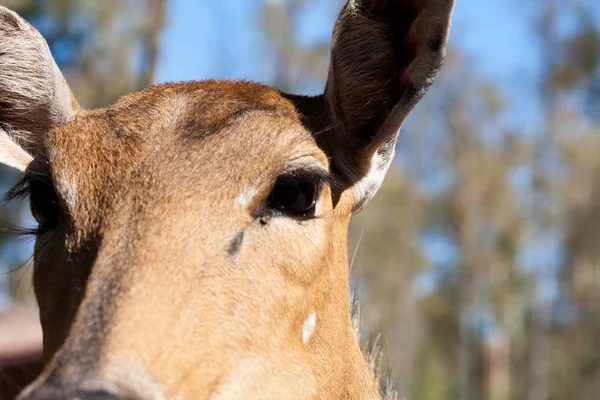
[234,185,259,208]
[302,312,317,344]
[104,364,168,400]
[56,176,77,208]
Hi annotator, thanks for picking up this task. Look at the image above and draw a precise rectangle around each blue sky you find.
[157,0,336,85]
[156,0,546,134]
[157,1,540,94]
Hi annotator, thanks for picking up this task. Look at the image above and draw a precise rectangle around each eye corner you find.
[264,166,329,220]
[27,173,61,233]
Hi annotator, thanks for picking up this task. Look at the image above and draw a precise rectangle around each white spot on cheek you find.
[234,186,258,208]
[302,312,317,344]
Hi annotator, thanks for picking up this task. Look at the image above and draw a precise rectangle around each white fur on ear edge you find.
[0,129,33,172]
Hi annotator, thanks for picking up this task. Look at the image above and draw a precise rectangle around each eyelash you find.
[2,176,31,204]
[0,178,42,237]
[279,168,335,189]
[2,174,59,236]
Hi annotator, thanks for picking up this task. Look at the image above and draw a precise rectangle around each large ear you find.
[287,0,454,212]
[0,6,80,172]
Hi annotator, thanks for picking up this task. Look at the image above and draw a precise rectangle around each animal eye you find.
[267,178,318,218]
[29,179,60,232]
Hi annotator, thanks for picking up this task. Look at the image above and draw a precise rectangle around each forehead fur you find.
[91,80,300,138]
[45,79,309,168]
[41,80,319,233]
[45,80,312,175]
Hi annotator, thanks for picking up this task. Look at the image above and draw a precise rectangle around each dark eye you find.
[267,178,318,218]
[29,179,60,232]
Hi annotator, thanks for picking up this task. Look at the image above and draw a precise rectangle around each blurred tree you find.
[260,0,333,93]
[533,1,600,399]
[405,52,532,400]
[4,0,165,108]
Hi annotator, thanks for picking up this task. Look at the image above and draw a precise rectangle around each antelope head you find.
[0,1,454,399]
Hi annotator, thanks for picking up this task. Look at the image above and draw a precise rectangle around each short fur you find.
[0,1,454,399]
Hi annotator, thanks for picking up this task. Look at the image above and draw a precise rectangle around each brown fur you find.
[0,1,454,399]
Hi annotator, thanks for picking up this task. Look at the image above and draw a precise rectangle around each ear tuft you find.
[0,6,79,157]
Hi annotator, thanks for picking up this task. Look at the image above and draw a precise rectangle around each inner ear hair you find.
[0,128,33,172]
[327,0,454,154]
[0,6,80,158]
[315,0,455,210]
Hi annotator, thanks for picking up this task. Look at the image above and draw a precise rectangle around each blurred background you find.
[1,0,600,399]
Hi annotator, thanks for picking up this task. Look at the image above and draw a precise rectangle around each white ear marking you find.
[353,146,395,212]
[302,312,317,344]
[234,186,259,208]
[348,0,359,13]
[0,129,33,172]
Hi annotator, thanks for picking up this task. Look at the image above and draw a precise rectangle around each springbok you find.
[0,1,454,398]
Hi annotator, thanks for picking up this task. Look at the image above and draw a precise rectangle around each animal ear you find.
[0,6,80,172]
[290,0,454,212]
